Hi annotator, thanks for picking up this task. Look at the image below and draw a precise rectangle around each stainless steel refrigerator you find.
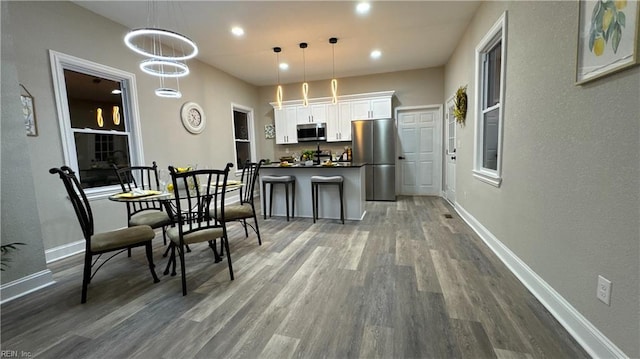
[351,119,396,201]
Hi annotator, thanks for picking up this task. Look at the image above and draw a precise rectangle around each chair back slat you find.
[169,164,233,242]
[113,162,164,217]
[239,159,264,204]
[49,166,94,241]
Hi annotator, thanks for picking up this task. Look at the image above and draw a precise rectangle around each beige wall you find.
[445,1,639,356]
[1,2,49,283]
[5,1,259,255]
[256,67,444,161]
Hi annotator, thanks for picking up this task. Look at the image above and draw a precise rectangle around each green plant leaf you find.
[591,0,602,21]
[589,28,597,51]
[611,23,622,53]
[618,11,626,27]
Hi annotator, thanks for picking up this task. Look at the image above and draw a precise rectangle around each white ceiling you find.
[74,1,481,87]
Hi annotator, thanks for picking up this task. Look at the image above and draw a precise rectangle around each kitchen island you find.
[260,162,366,221]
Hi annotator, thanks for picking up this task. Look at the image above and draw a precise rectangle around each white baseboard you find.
[454,203,628,359]
[0,270,55,305]
[45,239,85,263]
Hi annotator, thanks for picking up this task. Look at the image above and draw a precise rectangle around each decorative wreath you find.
[453,85,468,125]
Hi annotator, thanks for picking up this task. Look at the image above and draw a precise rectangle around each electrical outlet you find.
[596,275,612,305]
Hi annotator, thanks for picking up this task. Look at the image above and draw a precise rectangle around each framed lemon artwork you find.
[576,0,639,84]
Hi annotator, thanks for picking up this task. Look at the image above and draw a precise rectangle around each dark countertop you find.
[262,162,365,168]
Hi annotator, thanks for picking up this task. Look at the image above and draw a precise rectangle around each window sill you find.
[472,170,502,188]
[84,185,122,200]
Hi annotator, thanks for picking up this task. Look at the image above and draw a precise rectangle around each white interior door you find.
[397,107,441,196]
[444,97,457,204]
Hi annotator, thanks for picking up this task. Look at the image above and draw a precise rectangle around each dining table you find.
[108,180,243,224]
[108,181,243,265]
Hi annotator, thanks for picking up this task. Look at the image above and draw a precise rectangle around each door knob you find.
[451,156,456,160]
[398,156,406,160]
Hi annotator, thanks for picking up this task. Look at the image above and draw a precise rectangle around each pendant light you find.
[329,37,338,104]
[155,75,182,98]
[300,42,309,107]
[112,106,121,125]
[124,1,197,85]
[274,47,283,110]
[96,108,104,128]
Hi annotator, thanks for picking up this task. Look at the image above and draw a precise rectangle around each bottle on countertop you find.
[347,147,352,161]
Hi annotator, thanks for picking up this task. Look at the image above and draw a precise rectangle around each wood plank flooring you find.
[0,196,590,358]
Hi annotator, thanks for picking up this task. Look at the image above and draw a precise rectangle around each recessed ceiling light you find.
[356,2,370,15]
[231,26,244,37]
[279,63,289,70]
[111,89,122,95]
[370,50,381,59]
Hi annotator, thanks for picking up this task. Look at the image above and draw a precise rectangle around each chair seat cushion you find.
[167,224,224,245]
[129,210,172,228]
[262,175,293,182]
[91,225,155,252]
[311,175,343,183]
[214,203,254,221]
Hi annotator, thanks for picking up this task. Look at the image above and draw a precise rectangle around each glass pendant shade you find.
[276,85,283,110]
[302,82,309,107]
[96,108,104,128]
[112,106,121,125]
[331,79,338,104]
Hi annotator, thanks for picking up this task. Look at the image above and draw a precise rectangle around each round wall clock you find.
[180,101,206,134]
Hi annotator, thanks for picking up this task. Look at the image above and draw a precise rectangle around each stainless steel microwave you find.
[297,123,327,142]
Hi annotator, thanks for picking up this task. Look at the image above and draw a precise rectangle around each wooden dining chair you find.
[50,166,160,303]
[165,163,234,296]
[213,160,265,254]
[112,162,172,255]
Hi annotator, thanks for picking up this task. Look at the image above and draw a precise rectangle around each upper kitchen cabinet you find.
[345,92,394,120]
[296,103,327,124]
[326,103,351,142]
[271,91,394,143]
[274,106,298,144]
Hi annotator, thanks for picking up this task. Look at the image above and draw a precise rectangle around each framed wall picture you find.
[20,84,37,136]
[265,124,275,139]
[576,0,640,84]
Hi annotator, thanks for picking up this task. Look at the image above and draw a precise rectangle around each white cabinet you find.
[296,103,327,124]
[274,107,298,144]
[346,97,392,120]
[327,103,352,142]
[271,91,394,144]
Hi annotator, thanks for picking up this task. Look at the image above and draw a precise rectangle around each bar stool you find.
[310,175,344,224]
[261,175,295,221]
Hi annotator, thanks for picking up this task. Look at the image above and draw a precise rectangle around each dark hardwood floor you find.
[1,196,589,358]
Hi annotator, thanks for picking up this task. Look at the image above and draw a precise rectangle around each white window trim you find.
[473,11,507,188]
[49,50,144,199]
[230,103,256,175]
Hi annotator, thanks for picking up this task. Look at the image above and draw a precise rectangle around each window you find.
[231,104,256,171]
[474,12,507,187]
[50,51,144,198]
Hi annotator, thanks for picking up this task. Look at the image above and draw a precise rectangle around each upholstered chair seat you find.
[215,203,253,221]
[91,225,156,252]
[129,210,172,228]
